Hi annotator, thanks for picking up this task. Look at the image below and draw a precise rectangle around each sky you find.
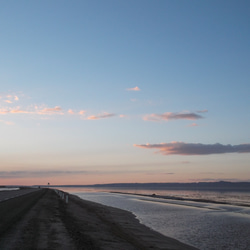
[1,0,250,185]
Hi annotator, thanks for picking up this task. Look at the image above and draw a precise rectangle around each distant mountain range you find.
[41,181,250,191]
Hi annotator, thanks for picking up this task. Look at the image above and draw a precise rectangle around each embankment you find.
[0,189,198,250]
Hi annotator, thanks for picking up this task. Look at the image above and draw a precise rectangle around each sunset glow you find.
[1,1,249,185]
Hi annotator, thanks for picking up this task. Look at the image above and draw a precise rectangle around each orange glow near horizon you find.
[1,2,250,187]
[2,170,249,186]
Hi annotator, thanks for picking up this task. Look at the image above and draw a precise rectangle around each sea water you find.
[62,187,250,250]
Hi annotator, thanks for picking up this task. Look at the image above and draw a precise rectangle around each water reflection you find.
[66,190,250,250]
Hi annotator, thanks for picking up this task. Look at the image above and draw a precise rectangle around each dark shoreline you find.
[109,191,250,208]
[0,188,198,249]
[38,181,250,192]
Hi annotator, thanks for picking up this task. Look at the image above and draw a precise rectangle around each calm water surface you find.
[62,187,250,250]
[0,188,19,191]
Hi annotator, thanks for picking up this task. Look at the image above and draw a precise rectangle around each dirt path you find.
[0,189,76,250]
[0,189,198,250]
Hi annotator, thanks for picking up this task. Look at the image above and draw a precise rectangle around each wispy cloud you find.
[0,107,32,114]
[68,109,74,114]
[0,93,119,123]
[188,123,198,127]
[189,178,250,182]
[0,109,10,114]
[126,86,141,91]
[1,94,20,103]
[197,109,208,113]
[0,170,89,179]
[0,106,64,115]
[0,102,118,123]
[10,108,33,114]
[38,106,63,115]
[4,100,13,104]
[130,98,137,102]
[143,111,204,122]
[0,168,174,179]
[79,110,86,115]
[0,120,14,125]
[87,112,116,120]
[134,142,250,155]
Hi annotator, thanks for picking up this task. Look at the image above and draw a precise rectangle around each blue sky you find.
[1,0,250,185]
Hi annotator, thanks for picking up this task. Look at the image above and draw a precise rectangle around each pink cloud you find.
[68,109,74,114]
[0,105,64,116]
[42,106,62,112]
[143,111,204,122]
[38,106,63,115]
[126,86,141,91]
[87,112,116,120]
[0,109,9,114]
[4,100,13,104]
[188,123,198,127]
[0,106,58,115]
[134,142,250,155]
[1,94,19,103]
[0,120,14,125]
[79,110,86,115]
[10,108,33,114]
[0,107,33,114]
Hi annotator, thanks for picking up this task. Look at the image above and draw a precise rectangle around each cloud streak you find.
[79,110,86,115]
[0,119,14,125]
[144,111,204,122]
[126,86,141,91]
[0,94,20,103]
[87,112,116,120]
[188,123,198,127]
[0,170,89,179]
[197,110,208,113]
[0,107,32,114]
[4,100,13,104]
[38,106,63,115]
[0,93,120,123]
[0,103,117,123]
[134,142,250,155]
[0,106,64,115]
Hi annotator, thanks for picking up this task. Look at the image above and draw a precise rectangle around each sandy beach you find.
[0,189,197,249]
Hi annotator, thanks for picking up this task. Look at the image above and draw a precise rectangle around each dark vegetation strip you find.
[0,189,46,237]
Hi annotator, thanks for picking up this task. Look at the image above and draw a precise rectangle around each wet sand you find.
[0,189,198,249]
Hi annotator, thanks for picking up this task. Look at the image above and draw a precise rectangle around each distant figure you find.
[48,182,50,186]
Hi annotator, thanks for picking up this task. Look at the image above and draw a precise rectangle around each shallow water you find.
[62,187,250,250]
[0,187,19,191]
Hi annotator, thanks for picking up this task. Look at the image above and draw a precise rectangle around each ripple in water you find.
[67,190,250,250]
